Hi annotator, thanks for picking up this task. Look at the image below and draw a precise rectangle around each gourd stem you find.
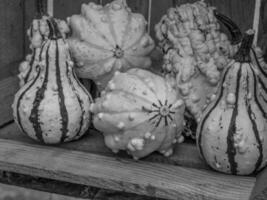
[214,10,242,45]
[233,30,255,63]
[47,18,62,39]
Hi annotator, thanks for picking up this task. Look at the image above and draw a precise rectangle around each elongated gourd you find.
[13,17,92,144]
[197,30,267,175]
[91,69,185,159]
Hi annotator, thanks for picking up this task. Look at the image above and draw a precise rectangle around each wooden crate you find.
[0,0,267,199]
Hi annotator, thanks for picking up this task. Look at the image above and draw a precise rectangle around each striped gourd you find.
[18,16,70,87]
[13,17,92,144]
[196,30,267,175]
[91,69,185,159]
[68,0,155,90]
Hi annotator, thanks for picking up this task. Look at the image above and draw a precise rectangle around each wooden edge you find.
[0,75,19,126]
[250,166,267,200]
[0,170,98,200]
[0,182,86,200]
[0,138,256,200]
[0,122,208,170]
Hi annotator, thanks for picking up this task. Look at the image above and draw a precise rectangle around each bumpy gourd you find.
[68,0,155,90]
[155,1,241,121]
[91,69,185,159]
[13,17,92,144]
[18,16,70,87]
[197,31,267,175]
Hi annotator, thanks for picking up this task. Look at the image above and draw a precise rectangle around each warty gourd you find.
[91,68,185,159]
[13,17,92,144]
[68,0,155,90]
[155,1,241,122]
[197,30,267,175]
[18,15,70,87]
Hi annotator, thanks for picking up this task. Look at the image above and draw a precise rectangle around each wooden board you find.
[250,167,267,200]
[0,122,208,170]
[53,0,100,19]
[23,0,38,55]
[0,76,19,127]
[0,0,24,80]
[0,138,256,200]
[150,0,173,40]
[0,183,86,200]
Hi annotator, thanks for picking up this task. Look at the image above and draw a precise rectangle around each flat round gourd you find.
[91,68,185,159]
[68,0,155,90]
[13,17,92,144]
[155,1,241,122]
[196,30,267,175]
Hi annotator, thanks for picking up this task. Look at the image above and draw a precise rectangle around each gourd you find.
[155,1,242,122]
[18,15,70,87]
[68,0,155,90]
[196,30,267,175]
[91,68,185,159]
[13,17,92,144]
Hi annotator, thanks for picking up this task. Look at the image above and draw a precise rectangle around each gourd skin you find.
[197,32,267,175]
[18,16,70,87]
[13,18,92,144]
[68,0,155,90]
[91,69,185,159]
[155,1,239,121]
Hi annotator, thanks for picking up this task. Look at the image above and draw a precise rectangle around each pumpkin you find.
[155,1,241,122]
[18,15,70,87]
[68,0,155,90]
[91,68,185,159]
[13,17,92,144]
[196,30,267,175]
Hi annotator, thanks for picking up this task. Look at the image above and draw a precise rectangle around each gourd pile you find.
[13,0,267,175]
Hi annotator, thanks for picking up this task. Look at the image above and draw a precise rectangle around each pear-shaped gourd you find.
[196,30,267,175]
[18,15,70,87]
[13,17,92,144]
[91,69,185,159]
[68,0,155,90]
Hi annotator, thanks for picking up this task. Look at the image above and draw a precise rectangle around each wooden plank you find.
[0,76,19,126]
[250,167,267,200]
[53,0,99,20]
[0,0,24,80]
[0,122,208,170]
[0,182,86,200]
[258,0,267,51]
[0,138,256,200]
[0,171,99,199]
[150,0,173,40]
[23,0,38,55]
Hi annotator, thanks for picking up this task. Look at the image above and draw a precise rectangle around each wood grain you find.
[150,0,173,40]
[23,0,38,55]
[0,0,24,80]
[53,0,99,19]
[0,183,87,200]
[250,167,267,200]
[0,122,208,170]
[0,76,19,126]
[0,138,256,200]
